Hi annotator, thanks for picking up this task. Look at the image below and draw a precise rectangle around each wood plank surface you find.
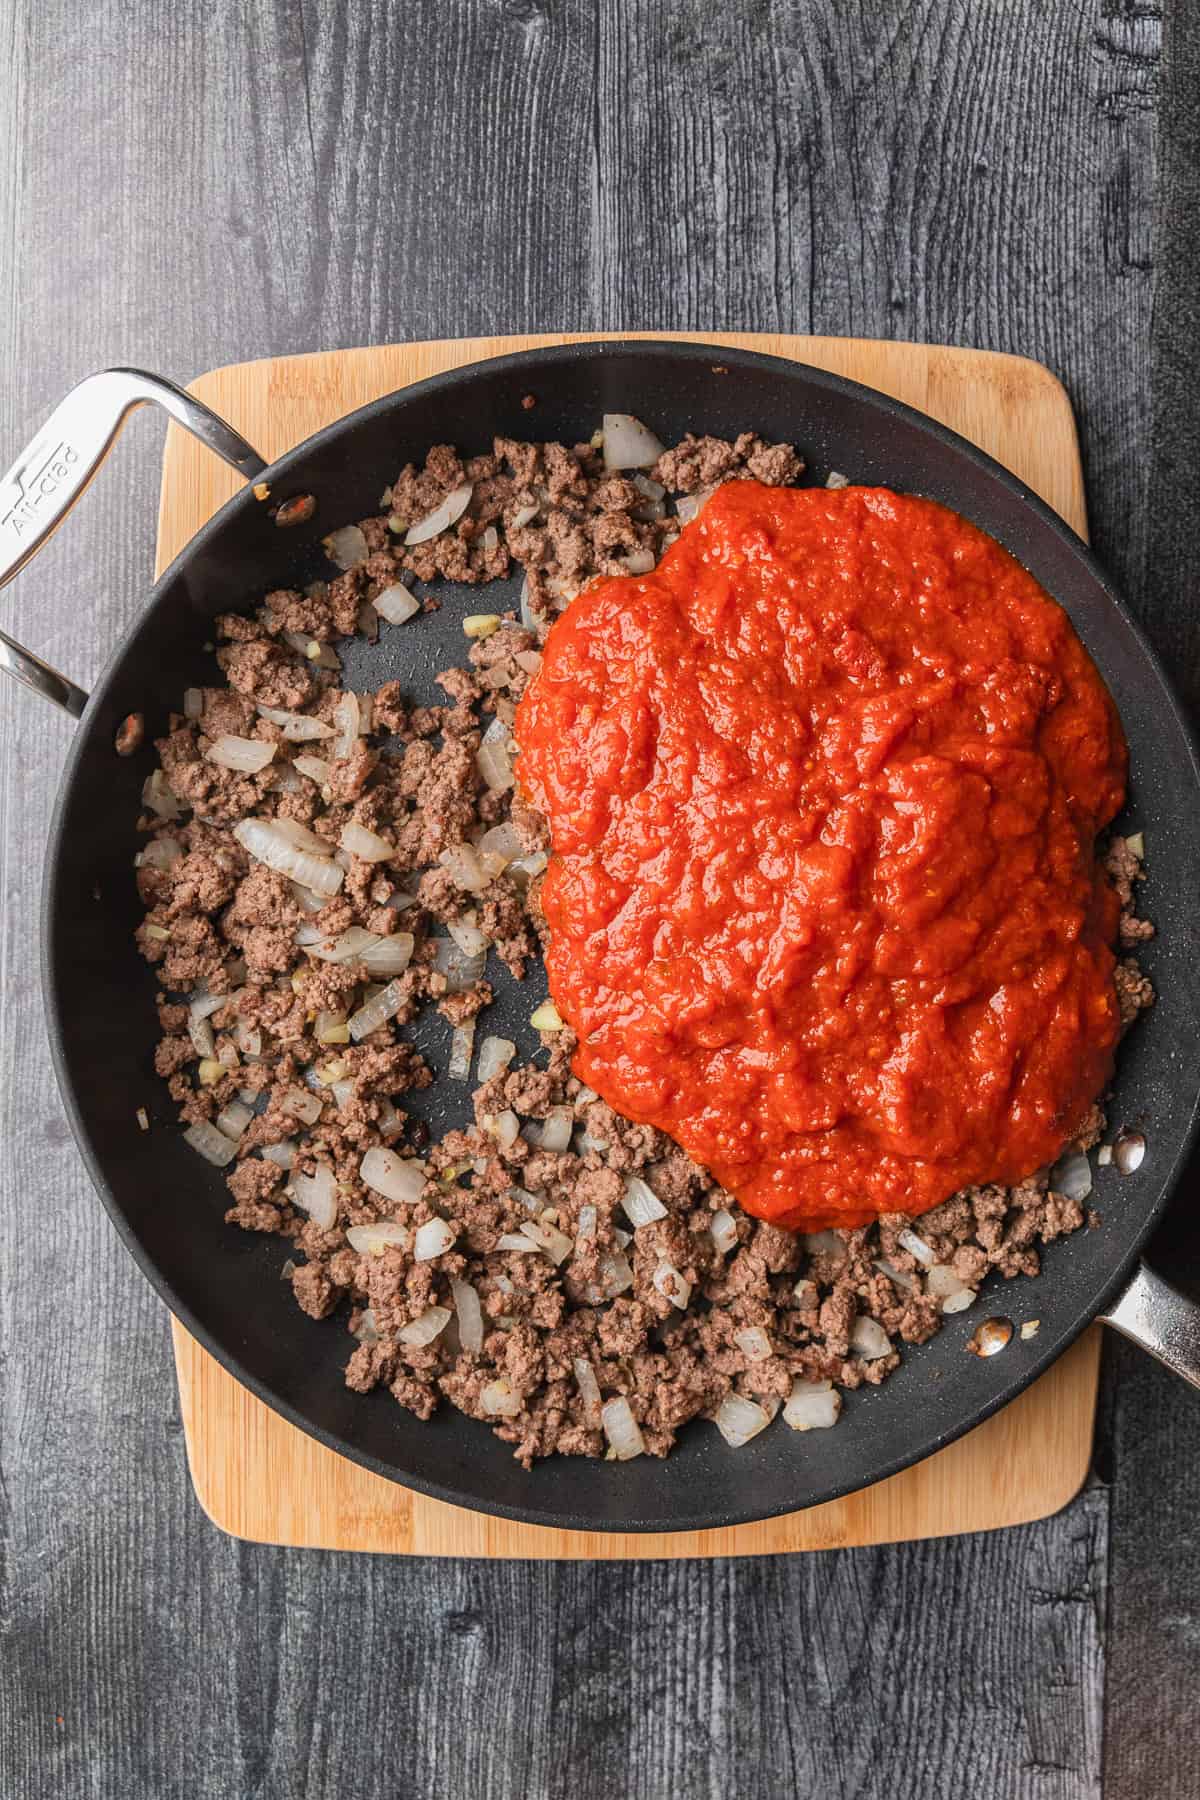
[0,0,1189,1794]
[162,331,1101,1557]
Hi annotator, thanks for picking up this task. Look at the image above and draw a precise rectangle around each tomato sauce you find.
[515,482,1127,1231]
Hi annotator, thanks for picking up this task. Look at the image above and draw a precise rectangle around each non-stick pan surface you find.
[40,341,1200,1531]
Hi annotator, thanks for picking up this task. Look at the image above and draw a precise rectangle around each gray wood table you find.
[1,2,1198,1794]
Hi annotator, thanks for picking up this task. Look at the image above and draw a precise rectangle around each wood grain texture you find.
[163,331,1101,1558]
[0,0,1184,1793]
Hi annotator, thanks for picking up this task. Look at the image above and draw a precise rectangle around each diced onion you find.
[497,1232,541,1253]
[183,687,204,720]
[735,1327,771,1361]
[802,1229,845,1259]
[282,1085,323,1124]
[363,934,415,979]
[507,851,548,886]
[537,1106,574,1153]
[1049,1149,1093,1201]
[297,924,379,963]
[332,692,364,762]
[142,769,183,820]
[897,1227,936,1267]
[530,1001,563,1032]
[183,1120,238,1167]
[405,482,474,545]
[653,1263,692,1309]
[414,1217,457,1261]
[448,1020,476,1080]
[439,843,488,893]
[519,1218,574,1265]
[398,1305,452,1347]
[490,1110,521,1148]
[514,649,542,675]
[510,502,539,529]
[480,1377,522,1417]
[340,820,392,863]
[940,1288,977,1316]
[622,546,657,575]
[573,1357,602,1422]
[602,413,666,471]
[621,1174,667,1227]
[476,717,515,793]
[281,629,340,670]
[348,977,409,1042]
[450,1277,484,1353]
[262,1140,297,1169]
[926,1265,977,1310]
[713,1393,772,1448]
[347,1222,410,1256]
[710,1208,739,1254]
[600,1396,645,1459]
[256,704,334,741]
[675,486,717,525]
[783,1379,841,1432]
[291,1163,337,1229]
[205,734,276,774]
[476,823,525,869]
[432,938,486,993]
[448,916,489,958]
[576,1204,597,1240]
[598,1249,634,1298]
[139,835,184,871]
[360,1146,428,1206]
[850,1316,892,1361]
[477,1035,515,1082]
[233,818,344,896]
[216,1099,254,1140]
[323,524,368,569]
[373,583,422,625]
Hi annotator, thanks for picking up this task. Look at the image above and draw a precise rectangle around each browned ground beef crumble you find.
[134,431,1155,1465]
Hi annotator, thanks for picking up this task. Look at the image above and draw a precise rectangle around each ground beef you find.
[133,423,1156,1467]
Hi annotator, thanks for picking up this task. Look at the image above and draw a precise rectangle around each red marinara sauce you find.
[515,482,1127,1231]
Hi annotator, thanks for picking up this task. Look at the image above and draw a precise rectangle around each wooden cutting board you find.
[159,332,1100,1556]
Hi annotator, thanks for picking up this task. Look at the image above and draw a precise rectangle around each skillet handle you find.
[1098,1261,1200,1390]
[0,369,268,716]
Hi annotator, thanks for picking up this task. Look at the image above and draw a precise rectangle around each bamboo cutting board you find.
[159,333,1100,1556]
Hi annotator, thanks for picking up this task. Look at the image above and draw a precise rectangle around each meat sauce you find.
[515,482,1127,1231]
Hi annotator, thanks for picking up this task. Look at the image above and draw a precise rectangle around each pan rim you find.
[39,335,1200,1533]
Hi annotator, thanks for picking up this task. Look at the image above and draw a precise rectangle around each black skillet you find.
[3,340,1200,1533]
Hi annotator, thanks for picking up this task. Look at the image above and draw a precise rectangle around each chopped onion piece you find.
[622,546,657,575]
[598,1248,634,1298]
[710,1208,739,1255]
[464,613,501,639]
[362,934,415,979]
[576,1204,597,1240]
[602,413,666,472]
[292,1163,337,1229]
[373,582,422,625]
[414,1217,457,1261]
[537,1106,573,1153]
[674,486,717,525]
[256,704,334,742]
[281,629,340,670]
[497,1232,541,1253]
[297,924,379,963]
[360,1146,428,1206]
[621,1174,667,1227]
[1049,1148,1093,1201]
[449,1020,476,1080]
[801,1229,845,1260]
[138,835,183,871]
[183,1120,238,1167]
[480,1377,522,1417]
[347,1222,410,1256]
[519,1219,574,1265]
[507,851,548,886]
[510,502,539,529]
[282,1085,323,1124]
[323,524,368,569]
[476,717,515,793]
[142,769,183,820]
[216,1099,254,1140]
[233,818,343,896]
[783,1379,841,1432]
[714,1393,773,1448]
[530,1000,563,1031]
[477,1035,516,1083]
[346,977,405,1042]
[449,1277,484,1353]
[262,1140,296,1169]
[489,1110,520,1148]
[187,1013,216,1060]
[514,649,542,675]
[339,820,392,863]
[405,482,473,545]
[735,1327,771,1361]
[874,1258,914,1292]
[183,687,204,720]
[926,1265,977,1310]
[940,1288,977,1316]
[398,1305,452,1347]
[477,823,525,868]
[448,916,489,958]
[850,1316,892,1360]
[897,1227,936,1267]
[331,692,363,762]
[653,1263,692,1309]
[573,1357,602,1421]
[205,733,276,774]
[432,938,486,993]
[439,842,488,893]
[600,1396,645,1459]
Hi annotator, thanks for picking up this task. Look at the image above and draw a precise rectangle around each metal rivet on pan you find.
[273,493,317,528]
[1113,1130,1146,1175]
[968,1317,1013,1357]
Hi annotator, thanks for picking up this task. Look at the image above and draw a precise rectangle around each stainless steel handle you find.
[1099,1261,1200,1389]
[0,368,268,716]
